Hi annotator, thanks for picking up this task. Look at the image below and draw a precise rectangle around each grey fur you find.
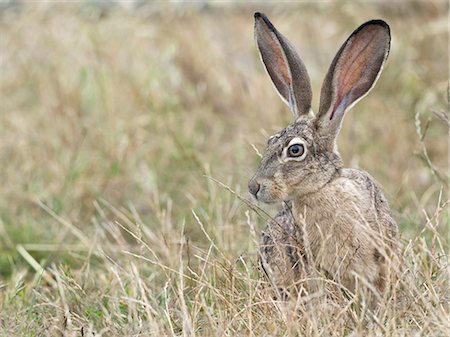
[249,14,398,298]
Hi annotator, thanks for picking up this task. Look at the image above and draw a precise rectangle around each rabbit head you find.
[249,13,390,203]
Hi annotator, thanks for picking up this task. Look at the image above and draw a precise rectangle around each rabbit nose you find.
[248,180,261,197]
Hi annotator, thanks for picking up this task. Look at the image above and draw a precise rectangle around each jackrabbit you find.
[249,13,399,298]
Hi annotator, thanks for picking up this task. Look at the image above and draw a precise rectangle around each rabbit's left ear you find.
[316,20,391,145]
[254,12,312,119]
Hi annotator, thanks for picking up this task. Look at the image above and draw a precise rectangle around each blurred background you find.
[0,1,448,330]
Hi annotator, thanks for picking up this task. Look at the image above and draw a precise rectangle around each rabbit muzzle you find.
[248,175,284,204]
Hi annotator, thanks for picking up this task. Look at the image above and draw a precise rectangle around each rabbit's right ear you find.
[254,13,312,119]
[315,20,391,147]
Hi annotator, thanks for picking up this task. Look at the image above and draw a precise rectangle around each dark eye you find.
[287,144,305,157]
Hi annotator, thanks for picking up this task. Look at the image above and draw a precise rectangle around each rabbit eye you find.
[282,137,307,161]
[287,144,305,157]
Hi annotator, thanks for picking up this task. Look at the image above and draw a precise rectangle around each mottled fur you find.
[250,13,399,298]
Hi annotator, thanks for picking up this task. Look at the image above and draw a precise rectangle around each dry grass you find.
[0,2,448,336]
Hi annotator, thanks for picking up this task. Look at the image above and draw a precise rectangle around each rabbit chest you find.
[291,171,382,288]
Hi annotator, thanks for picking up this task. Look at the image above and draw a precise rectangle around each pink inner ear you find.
[330,26,380,120]
[258,21,291,83]
[257,21,292,100]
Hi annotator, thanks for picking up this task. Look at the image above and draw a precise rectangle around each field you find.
[0,1,449,336]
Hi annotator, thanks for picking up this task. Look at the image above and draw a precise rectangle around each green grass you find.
[0,2,449,336]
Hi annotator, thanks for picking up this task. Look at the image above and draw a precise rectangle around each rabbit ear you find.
[316,20,390,145]
[254,12,312,119]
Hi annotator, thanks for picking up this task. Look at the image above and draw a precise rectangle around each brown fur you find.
[251,14,398,299]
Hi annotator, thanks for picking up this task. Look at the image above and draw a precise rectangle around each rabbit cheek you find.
[278,163,306,199]
[273,170,290,200]
[259,180,285,203]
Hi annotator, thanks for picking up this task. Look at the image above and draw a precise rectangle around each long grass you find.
[0,2,448,336]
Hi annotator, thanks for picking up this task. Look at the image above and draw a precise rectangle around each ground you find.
[0,2,449,336]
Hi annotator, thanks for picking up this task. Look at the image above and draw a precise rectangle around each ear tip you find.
[254,12,274,30]
[370,19,390,31]
[363,19,391,36]
[254,12,266,23]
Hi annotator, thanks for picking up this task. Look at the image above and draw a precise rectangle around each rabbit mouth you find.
[249,184,283,204]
